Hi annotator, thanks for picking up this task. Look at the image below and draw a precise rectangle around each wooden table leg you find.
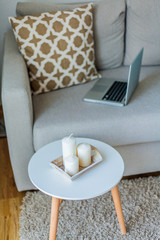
[49,197,60,240]
[111,185,126,235]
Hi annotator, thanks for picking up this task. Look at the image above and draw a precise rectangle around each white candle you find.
[65,155,79,176]
[77,143,91,167]
[62,135,76,165]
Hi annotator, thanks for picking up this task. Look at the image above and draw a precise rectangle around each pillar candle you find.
[65,155,79,176]
[62,135,76,165]
[77,143,91,167]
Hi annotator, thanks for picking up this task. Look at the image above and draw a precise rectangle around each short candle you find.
[62,135,76,165]
[65,155,79,176]
[77,143,91,167]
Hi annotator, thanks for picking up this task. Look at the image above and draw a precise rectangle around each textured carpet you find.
[19,177,160,240]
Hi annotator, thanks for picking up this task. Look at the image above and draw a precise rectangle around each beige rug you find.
[19,176,160,240]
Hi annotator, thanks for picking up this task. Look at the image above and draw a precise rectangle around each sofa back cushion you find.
[124,0,160,65]
[16,0,126,70]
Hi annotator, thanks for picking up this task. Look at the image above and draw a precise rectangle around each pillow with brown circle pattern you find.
[9,3,101,95]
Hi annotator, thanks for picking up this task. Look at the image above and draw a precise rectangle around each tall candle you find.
[62,135,76,165]
[65,155,79,176]
[77,143,91,167]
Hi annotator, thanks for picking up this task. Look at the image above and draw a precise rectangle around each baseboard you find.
[0,119,6,137]
[123,171,160,180]
[0,105,6,137]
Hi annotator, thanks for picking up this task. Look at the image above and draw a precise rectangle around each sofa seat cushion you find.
[33,66,160,151]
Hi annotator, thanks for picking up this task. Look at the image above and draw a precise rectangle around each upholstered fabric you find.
[116,142,160,176]
[2,1,160,192]
[10,3,100,94]
[16,0,126,70]
[1,30,35,191]
[124,0,160,65]
[16,2,84,16]
[32,66,160,150]
[93,0,125,69]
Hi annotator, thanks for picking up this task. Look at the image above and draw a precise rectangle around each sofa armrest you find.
[2,30,35,191]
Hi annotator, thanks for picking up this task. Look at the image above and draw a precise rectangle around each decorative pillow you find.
[16,0,126,70]
[9,3,100,95]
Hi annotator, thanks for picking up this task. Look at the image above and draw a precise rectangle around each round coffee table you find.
[28,138,126,239]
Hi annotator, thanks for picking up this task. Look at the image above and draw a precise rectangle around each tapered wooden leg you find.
[111,185,126,235]
[49,197,60,240]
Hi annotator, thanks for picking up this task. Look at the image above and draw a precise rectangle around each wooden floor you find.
[0,137,25,240]
[0,106,25,240]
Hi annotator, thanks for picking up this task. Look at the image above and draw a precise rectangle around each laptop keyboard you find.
[102,81,127,102]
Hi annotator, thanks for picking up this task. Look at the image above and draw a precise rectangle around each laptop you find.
[83,48,144,107]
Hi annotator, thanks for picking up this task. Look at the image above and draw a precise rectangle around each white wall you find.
[0,0,90,103]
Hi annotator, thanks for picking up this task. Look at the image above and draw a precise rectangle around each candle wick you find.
[68,133,73,139]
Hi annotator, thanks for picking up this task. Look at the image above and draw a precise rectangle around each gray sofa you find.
[2,0,160,191]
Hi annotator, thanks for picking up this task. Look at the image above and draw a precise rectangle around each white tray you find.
[50,145,103,180]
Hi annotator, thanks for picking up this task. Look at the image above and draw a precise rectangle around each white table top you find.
[28,138,124,200]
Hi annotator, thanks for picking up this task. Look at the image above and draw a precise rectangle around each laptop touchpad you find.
[91,85,105,92]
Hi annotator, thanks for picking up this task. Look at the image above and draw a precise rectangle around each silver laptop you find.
[83,48,143,107]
